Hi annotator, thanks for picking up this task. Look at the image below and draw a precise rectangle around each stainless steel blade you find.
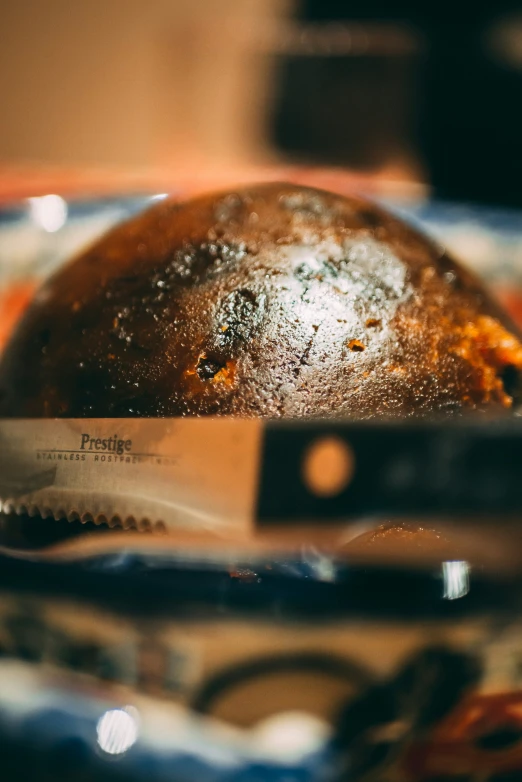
[0,418,262,537]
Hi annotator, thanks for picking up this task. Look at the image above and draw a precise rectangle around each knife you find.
[1,418,522,544]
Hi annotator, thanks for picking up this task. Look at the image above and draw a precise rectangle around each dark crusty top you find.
[1,182,521,418]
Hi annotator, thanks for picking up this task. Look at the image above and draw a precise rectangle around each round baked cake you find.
[1,182,521,418]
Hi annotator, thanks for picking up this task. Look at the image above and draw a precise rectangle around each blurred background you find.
[1,0,522,206]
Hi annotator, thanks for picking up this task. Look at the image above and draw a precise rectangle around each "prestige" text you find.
[80,433,132,455]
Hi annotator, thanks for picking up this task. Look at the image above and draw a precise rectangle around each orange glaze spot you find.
[446,314,522,407]
[183,353,204,396]
[211,359,236,386]
[184,353,236,393]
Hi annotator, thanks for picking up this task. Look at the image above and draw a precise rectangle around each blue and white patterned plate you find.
[0,192,521,289]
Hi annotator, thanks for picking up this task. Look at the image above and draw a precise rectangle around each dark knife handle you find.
[256,420,522,523]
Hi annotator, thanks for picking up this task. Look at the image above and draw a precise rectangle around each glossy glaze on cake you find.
[1,183,521,418]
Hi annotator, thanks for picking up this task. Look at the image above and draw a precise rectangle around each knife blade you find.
[1,418,522,543]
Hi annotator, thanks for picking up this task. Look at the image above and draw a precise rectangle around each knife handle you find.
[257,421,522,522]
